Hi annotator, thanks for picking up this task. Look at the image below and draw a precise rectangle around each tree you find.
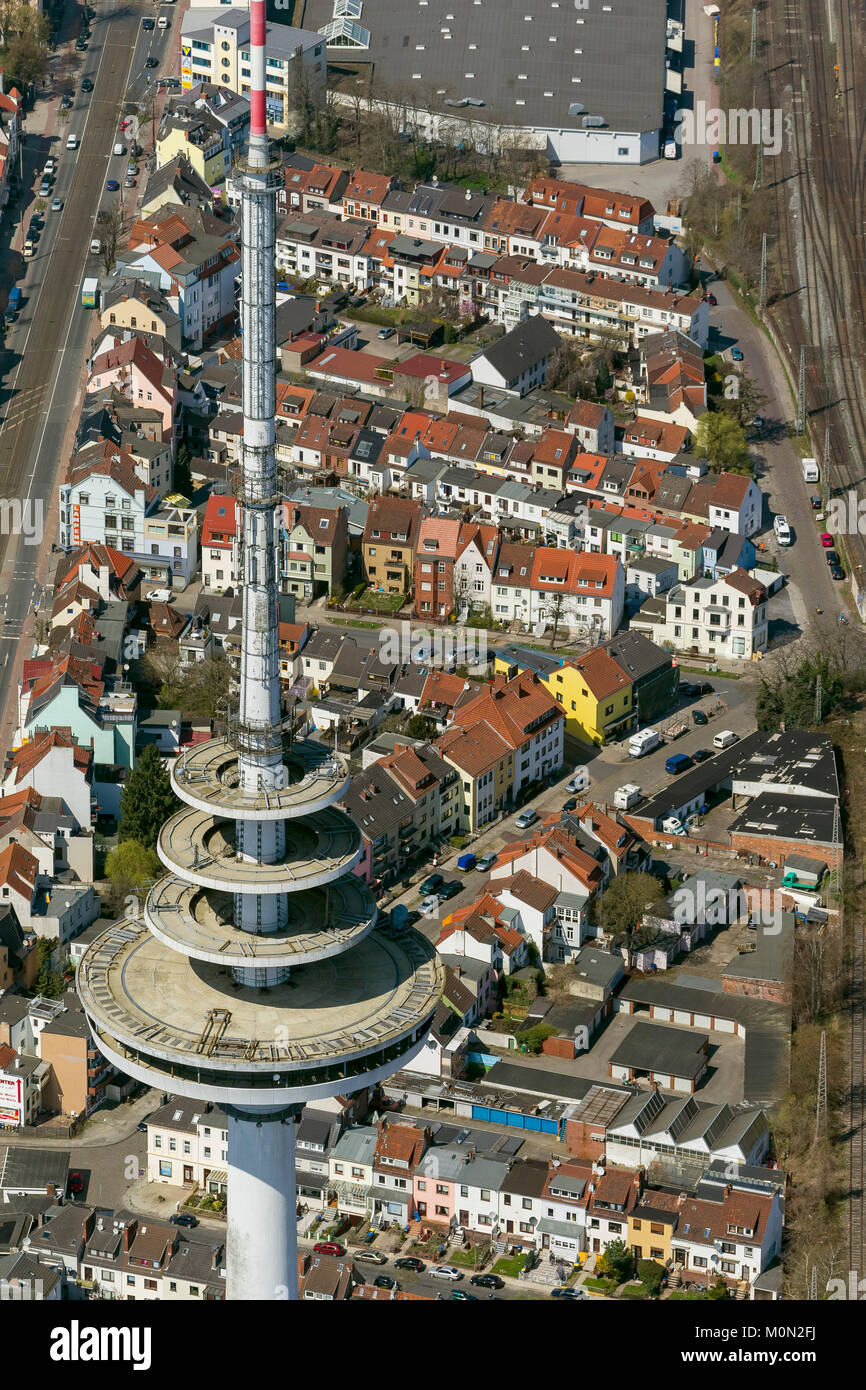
[714,366,768,430]
[105,839,161,908]
[693,412,751,473]
[118,744,179,850]
[99,199,127,274]
[637,1259,665,1296]
[591,871,666,945]
[174,441,193,496]
[597,1238,634,1284]
[35,938,65,999]
[4,30,48,88]
[541,592,567,650]
[706,1276,730,1300]
[755,651,846,730]
[406,713,438,741]
[519,1023,556,1054]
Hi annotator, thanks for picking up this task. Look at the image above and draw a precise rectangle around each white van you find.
[773,515,791,546]
[801,457,819,483]
[66,133,78,150]
[614,783,642,811]
[662,815,687,836]
[629,728,660,759]
[113,141,126,157]
[712,729,739,750]
[158,13,169,26]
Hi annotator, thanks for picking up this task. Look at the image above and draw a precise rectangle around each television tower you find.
[77,0,442,1302]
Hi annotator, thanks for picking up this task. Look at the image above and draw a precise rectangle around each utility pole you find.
[796,345,807,435]
[831,798,841,892]
[814,669,822,723]
[753,136,763,191]
[810,1265,817,1301]
[822,411,831,512]
[759,233,768,313]
[750,6,758,61]
[815,1029,828,1143]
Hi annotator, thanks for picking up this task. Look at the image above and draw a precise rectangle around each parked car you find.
[106,178,119,191]
[354,1250,387,1265]
[438,880,462,901]
[830,564,845,580]
[377,326,395,339]
[825,549,840,566]
[810,495,822,510]
[419,895,440,915]
[69,1171,84,1194]
[81,77,93,92]
[124,176,136,188]
[692,709,709,725]
[430,1265,463,1281]
[476,852,497,872]
[137,1120,147,1132]
[470,1273,504,1289]
[562,798,578,813]
[679,680,698,697]
[551,1287,585,1299]
[691,748,713,763]
[693,682,714,697]
[820,533,834,547]
[664,752,693,775]
[170,1212,197,1227]
[704,292,717,305]
[50,197,62,211]
[418,872,444,896]
[514,808,538,830]
[142,16,154,27]
[731,346,744,361]
[313,1241,345,1256]
[374,1275,397,1289]
[450,1289,478,1299]
[60,94,73,109]
[395,1256,425,1272]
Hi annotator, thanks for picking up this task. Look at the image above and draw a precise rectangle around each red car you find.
[704,292,718,305]
[313,1240,345,1257]
[820,533,834,548]
[69,1171,84,1194]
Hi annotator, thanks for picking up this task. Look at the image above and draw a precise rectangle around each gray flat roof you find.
[609,1020,709,1078]
[304,0,667,132]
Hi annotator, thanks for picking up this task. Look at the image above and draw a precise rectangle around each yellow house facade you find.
[494,649,634,745]
[628,1207,676,1265]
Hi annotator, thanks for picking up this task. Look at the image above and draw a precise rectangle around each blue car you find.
[276,280,289,291]
[731,346,744,361]
[664,753,693,775]
[106,179,120,191]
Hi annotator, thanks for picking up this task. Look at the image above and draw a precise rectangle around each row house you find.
[488,819,608,962]
[641,568,769,660]
[361,494,425,596]
[279,158,349,217]
[524,177,655,236]
[121,205,240,350]
[275,212,374,292]
[341,741,459,888]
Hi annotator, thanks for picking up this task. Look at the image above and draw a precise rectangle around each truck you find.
[80,277,98,309]
[614,783,642,811]
[801,457,819,484]
[7,287,22,315]
[662,719,689,741]
[629,728,660,758]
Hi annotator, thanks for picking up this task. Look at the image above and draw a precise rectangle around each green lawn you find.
[448,1247,485,1269]
[348,588,406,614]
[492,1253,528,1278]
[582,1276,618,1295]
[667,1290,708,1301]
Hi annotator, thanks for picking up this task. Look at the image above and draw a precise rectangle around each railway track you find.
[765,0,866,590]
[761,0,866,1278]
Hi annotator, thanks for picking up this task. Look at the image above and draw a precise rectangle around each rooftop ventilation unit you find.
[568,103,584,116]
[582,115,607,127]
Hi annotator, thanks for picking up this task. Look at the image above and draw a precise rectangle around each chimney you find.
[123,1219,137,1251]
[211,1245,221,1269]
[476,385,484,409]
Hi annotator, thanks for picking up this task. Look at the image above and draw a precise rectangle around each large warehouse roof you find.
[302,0,668,133]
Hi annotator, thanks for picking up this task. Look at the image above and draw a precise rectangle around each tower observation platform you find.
[76,0,442,1303]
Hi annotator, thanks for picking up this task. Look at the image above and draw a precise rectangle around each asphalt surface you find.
[0,0,177,736]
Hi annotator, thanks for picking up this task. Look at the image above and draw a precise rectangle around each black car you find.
[418,872,444,896]
[825,550,839,567]
[374,1275,397,1289]
[810,495,822,510]
[81,77,93,92]
[169,1213,197,1227]
[830,564,845,580]
[678,681,698,697]
[60,93,73,109]
[142,16,155,28]
[137,1120,147,1132]
[694,682,714,697]
[551,1287,584,1299]
[438,880,462,901]
[470,1273,504,1289]
[692,709,708,726]
[395,1256,425,1272]
[691,748,713,763]
[562,798,578,813]
[145,56,158,68]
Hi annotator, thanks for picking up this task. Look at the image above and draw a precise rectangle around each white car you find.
[146,588,172,603]
[419,895,440,916]
[50,197,63,212]
[430,1265,463,1281]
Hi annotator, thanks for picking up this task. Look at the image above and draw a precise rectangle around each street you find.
[0,0,177,750]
